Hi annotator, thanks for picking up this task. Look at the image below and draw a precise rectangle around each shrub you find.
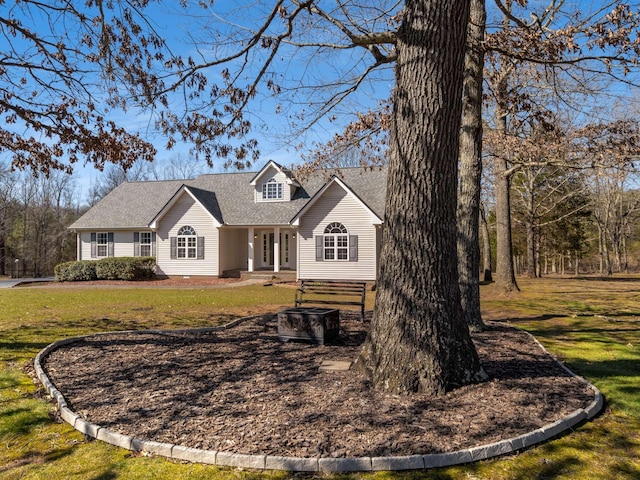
[54,257,156,282]
[54,261,97,282]
[95,257,156,281]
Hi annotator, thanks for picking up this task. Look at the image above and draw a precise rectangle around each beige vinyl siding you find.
[297,182,378,281]
[219,228,248,273]
[78,231,138,260]
[254,166,294,202]
[156,192,219,276]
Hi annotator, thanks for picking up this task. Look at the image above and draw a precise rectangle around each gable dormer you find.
[249,160,300,203]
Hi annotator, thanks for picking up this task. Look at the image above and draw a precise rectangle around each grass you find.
[1,277,640,478]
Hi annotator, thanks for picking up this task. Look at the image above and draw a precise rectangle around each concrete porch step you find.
[222,269,297,282]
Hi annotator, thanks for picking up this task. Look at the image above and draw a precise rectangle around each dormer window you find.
[262,178,283,200]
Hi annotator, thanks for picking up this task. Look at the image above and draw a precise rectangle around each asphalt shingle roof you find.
[69,166,387,230]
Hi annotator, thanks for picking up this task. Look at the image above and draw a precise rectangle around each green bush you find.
[95,257,156,281]
[54,257,156,282]
[54,261,97,282]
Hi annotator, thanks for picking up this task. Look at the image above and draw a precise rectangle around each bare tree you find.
[587,166,640,274]
[5,1,489,394]
[151,153,215,180]
[484,0,640,291]
[140,0,485,395]
[87,160,155,205]
[511,164,589,277]
[0,162,17,276]
[0,1,156,176]
[457,0,487,332]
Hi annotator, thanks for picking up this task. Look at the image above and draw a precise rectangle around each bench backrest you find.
[295,280,367,321]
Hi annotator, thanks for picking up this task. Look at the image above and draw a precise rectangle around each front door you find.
[280,231,290,268]
[261,231,274,267]
[260,230,291,269]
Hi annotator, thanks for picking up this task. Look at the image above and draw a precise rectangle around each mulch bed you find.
[41,313,596,459]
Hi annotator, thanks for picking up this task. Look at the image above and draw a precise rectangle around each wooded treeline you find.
[0,166,79,277]
[0,156,214,277]
[2,150,639,279]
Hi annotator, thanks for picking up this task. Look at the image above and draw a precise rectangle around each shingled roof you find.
[69,166,387,230]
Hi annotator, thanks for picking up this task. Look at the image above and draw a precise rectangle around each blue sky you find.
[1,1,393,199]
[3,0,640,201]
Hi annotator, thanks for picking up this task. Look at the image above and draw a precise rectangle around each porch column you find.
[273,227,280,273]
[247,227,254,272]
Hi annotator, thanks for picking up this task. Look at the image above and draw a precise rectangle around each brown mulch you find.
[41,313,596,459]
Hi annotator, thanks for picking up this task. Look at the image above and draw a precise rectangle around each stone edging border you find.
[33,318,604,473]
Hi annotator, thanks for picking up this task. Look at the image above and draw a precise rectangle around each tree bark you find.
[494,127,519,291]
[480,205,493,282]
[457,0,486,332]
[357,0,487,396]
[491,0,519,292]
[526,219,536,278]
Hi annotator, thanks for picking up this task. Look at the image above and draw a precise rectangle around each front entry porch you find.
[247,226,297,274]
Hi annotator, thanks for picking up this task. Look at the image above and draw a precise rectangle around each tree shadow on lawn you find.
[37,313,599,460]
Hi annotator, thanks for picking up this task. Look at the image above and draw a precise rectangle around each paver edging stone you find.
[264,455,319,471]
[319,456,372,472]
[423,450,473,469]
[33,319,605,473]
[130,438,174,457]
[216,451,266,469]
[97,427,133,450]
[371,454,425,471]
[171,445,217,464]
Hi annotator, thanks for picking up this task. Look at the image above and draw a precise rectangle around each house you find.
[69,161,387,281]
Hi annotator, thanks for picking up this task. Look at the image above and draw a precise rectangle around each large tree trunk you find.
[480,205,493,282]
[493,125,519,291]
[357,0,487,396]
[457,0,486,332]
[492,0,519,292]
[526,219,536,278]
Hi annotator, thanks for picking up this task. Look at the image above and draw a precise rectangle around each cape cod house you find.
[69,161,387,281]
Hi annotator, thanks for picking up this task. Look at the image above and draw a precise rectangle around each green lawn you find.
[1,278,640,479]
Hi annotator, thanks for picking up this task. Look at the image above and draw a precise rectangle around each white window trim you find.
[96,232,109,258]
[139,231,152,257]
[262,178,283,200]
[323,222,349,261]
[177,226,197,259]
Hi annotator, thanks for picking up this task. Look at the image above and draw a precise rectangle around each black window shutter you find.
[90,233,97,258]
[315,235,324,261]
[170,237,177,259]
[133,232,140,256]
[151,232,156,257]
[197,236,205,259]
[349,235,358,262]
[107,232,114,257]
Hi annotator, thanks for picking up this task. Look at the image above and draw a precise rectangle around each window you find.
[177,226,197,259]
[96,232,109,257]
[91,232,113,258]
[170,227,204,260]
[324,222,348,261]
[140,232,152,256]
[262,178,283,200]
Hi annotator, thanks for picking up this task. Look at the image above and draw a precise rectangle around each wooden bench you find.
[295,279,367,322]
